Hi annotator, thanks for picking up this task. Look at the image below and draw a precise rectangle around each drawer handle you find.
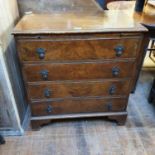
[112,67,120,76]
[109,85,116,95]
[40,70,48,80]
[36,48,46,59]
[46,105,52,113]
[115,45,124,57]
[44,89,52,98]
[107,103,112,111]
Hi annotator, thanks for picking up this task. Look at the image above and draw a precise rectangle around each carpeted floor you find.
[0,71,155,155]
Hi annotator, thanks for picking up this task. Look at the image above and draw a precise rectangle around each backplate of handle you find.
[36,48,46,59]
[46,105,52,113]
[114,45,124,57]
[107,103,112,111]
[112,67,120,76]
[40,70,48,80]
[44,88,52,98]
[109,85,116,95]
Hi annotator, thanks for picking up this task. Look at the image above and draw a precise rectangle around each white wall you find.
[0,0,24,135]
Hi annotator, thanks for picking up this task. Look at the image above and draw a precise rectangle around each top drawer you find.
[17,37,141,62]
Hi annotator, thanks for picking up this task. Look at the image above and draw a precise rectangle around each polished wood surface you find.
[27,79,130,100]
[13,0,149,129]
[107,1,155,26]
[13,12,147,34]
[17,36,141,61]
[23,61,135,82]
[30,98,127,116]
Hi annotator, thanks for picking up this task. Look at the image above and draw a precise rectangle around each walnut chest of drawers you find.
[13,13,148,129]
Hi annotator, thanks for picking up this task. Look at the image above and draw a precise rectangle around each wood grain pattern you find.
[15,0,155,35]
[27,79,131,100]
[13,0,149,129]
[12,12,147,34]
[17,37,141,61]
[23,61,135,82]
[30,97,128,116]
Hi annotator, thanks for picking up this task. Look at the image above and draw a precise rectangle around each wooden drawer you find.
[23,61,135,82]
[17,38,141,61]
[30,98,128,116]
[27,80,131,100]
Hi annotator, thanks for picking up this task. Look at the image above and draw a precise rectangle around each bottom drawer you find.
[31,98,128,116]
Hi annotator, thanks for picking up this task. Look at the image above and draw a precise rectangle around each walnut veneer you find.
[13,3,149,129]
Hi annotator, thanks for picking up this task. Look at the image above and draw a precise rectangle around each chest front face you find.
[14,31,147,129]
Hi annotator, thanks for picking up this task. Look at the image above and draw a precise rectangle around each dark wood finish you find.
[131,33,149,92]
[23,61,135,82]
[31,111,128,129]
[27,79,131,100]
[107,1,154,92]
[31,119,51,130]
[17,37,141,61]
[13,13,147,34]
[31,114,128,129]
[30,98,128,116]
[108,114,127,125]
[13,2,149,129]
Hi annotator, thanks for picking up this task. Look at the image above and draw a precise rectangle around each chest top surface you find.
[13,0,147,35]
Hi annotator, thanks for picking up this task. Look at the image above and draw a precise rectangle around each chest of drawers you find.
[13,13,148,130]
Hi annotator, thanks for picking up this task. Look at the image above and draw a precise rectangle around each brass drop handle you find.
[44,89,52,98]
[46,105,52,113]
[114,45,124,57]
[36,48,46,59]
[112,67,120,76]
[40,70,48,80]
[109,85,116,95]
[107,103,112,111]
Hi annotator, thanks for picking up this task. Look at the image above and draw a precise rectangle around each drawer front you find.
[30,98,127,116]
[17,38,141,61]
[27,80,131,100]
[23,61,134,82]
